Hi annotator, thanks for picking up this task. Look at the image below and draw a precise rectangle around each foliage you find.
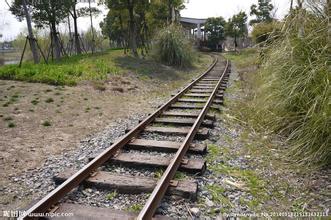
[204,17,226,51]
[251,21,282,44]
[126,204,143,212]
[250,0,274,25]
[153,24,194,67]
[225,11,248,48]
[10,0,71,60]
[101,0,185,56]
[247,2,330,167]
[106,191,118,200]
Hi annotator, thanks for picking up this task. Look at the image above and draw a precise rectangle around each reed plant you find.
[153,24,195,68]
[254,1,330,167]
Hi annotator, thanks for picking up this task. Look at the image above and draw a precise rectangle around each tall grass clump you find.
[255,1,330,167]
[153,24,195,68]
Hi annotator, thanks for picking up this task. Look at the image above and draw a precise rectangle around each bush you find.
[153,24,195,67]
[251,21,281,45]
[253,4,330,167]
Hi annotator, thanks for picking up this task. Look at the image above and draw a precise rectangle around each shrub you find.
[252,3,330,167]
[251,21,281,45]
[153,24,195,68]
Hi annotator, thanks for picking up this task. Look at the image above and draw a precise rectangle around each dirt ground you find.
[0,55,212,211]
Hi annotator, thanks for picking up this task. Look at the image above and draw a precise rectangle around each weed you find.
[126,204,143,213]
[205,184,232,208]
[106,191,118,201]
[8,122,16,128]
[45,98,54,103]
[154,169,164,179]
[31,100,39,105]
[42,120,51,126]
[3,116,13,121]
[174,171,186,180]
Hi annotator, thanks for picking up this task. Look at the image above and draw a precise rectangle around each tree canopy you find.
[101,0,185,56]
[250,0,274,25]
[204,17,226,51]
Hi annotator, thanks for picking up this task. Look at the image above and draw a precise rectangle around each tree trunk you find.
[88,0,95,53]
[328,0,330,48]
[127,0,138,57]
[167,0,172,23]
[22,0,39,63]
[290,0,294,11]
[51,22,61,60]
[72,3,81,54]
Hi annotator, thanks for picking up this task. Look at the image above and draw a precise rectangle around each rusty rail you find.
[19,57,219,220]
[137,59,229,220]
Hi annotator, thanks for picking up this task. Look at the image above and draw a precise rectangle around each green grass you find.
[154,169,164,179]
[224,48,258,69]
[205,184,230,205]
[0,51,121,86]
[226,6,330,167]
[31,99,39,105]
[174,171,187,180]
[0,49,209,86]
[106,191,117,201]
[8,122,16,128]
[45,98,54,103]
[42,120,51,127]
[206,142,268,209]
[126,204,143,213]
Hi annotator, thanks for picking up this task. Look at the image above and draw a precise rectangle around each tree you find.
[105,0,148,57]
[10,0,71,60]
[225,11,248,50]
[67,1,100,55]
[165,0,185,23]
[9,0,39,63]
[100,8,128,48]
[102,0,185,56]
[250,0,274,25]
[204,17,226,51]
[31,0,70,60]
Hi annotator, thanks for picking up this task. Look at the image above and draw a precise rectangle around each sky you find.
[0,0,291,42]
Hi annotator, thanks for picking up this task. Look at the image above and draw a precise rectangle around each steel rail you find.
[137,59,229,220]
[19,57,218,220]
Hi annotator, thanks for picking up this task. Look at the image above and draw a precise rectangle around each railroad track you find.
[20,55,230,220]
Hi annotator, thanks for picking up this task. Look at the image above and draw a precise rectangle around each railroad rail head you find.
[137,59,229,220]
[18,56,226,220]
